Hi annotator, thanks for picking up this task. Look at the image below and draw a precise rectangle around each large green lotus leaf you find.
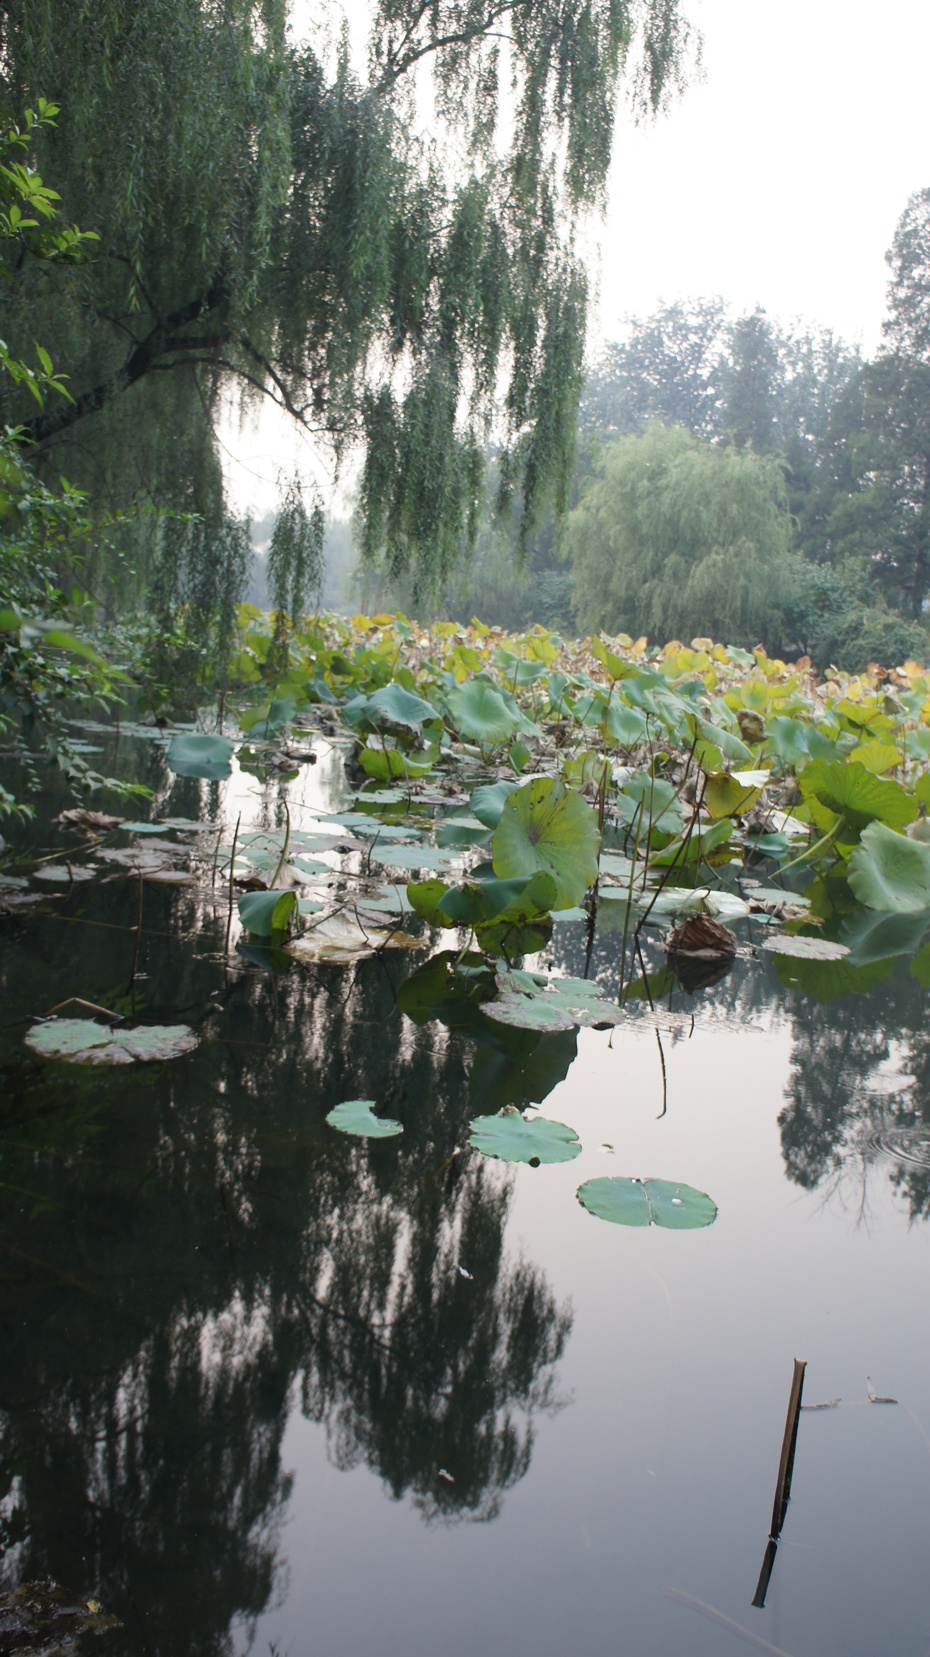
[446,681,520,745]
[406,879,452,926]
[240,696,297,739]
[848,820,930,911]
[165,732,235,779]
[326,1100,402,1137]
[365,683,437,729]
[238,890,298,936]
[358,747,436,781]
[766,716,811,768]
[470,779,521,829]
[25,1018,198,1065]
[602,701,648,747]
[799,760,917,839]
[492,777,599,909]
[468,1110,581,1165]
[840,907,930,965]
[577,1176,717,1230]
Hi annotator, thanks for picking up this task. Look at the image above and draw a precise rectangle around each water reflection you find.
[0,873,572,1653]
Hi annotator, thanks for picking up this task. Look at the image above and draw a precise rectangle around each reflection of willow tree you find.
[547,909,930,1224]
[774,967,930,1220]
[0,874,574,1653]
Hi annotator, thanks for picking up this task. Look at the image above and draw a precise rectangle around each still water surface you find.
[2,732,930,1657]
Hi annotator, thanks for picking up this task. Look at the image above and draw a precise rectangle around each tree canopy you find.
[567,423,793,646]
[0,0,696,596]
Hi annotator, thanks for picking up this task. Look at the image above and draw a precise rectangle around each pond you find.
[2,714,930,1657]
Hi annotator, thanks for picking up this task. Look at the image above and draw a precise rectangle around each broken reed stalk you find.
[225,812,241,957]
[752,1357,807,1610]
[770,1358,807,1539]
[128,871,144,991]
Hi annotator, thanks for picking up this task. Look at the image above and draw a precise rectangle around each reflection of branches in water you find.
[296,1159,570,1523]
[0,922,573,1652]
[775,970,930,1222]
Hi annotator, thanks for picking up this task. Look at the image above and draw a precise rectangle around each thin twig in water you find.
[225,812,241,956]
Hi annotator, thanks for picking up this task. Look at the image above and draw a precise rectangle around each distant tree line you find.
[448,189,930,672]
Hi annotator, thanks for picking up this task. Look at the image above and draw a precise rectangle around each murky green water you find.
[3,731,930,1657]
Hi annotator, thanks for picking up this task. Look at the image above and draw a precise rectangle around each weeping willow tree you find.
[0,0,696,605]
[568,424,794,647]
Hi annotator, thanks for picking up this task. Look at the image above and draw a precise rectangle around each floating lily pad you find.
[483,967,623,1032]
[285,915,423,964]
[25,1018,198,1065]
[165,731,235,779]
[761,934,850,961]
[326,1099,403,1138]
[33,864,98,882]
[468,1110,581,1165]
[577,1176,717,1229]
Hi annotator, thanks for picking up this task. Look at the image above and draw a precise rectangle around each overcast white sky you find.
[223,0,930,514]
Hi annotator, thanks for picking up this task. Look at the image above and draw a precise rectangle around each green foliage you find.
[568,425,794,645]
[468,1112,581,1165]
[0,0,696,596]
[491,777,600,909]
[268,474,324,644]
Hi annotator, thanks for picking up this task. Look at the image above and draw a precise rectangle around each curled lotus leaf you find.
[25,1018,198,1065]
[238,890,298,936]
[848,820,930,913]
[326,1100,403,1138]
[468,1110,581,1165]
[285,915,424,964]
[577,1176,717,1230]
[798,759,917,839]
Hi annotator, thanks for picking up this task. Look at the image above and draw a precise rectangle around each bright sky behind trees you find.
[223,0,930,513]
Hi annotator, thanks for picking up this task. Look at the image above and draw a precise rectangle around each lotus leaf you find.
[285,916,423,963]
[326,1100,403,1138]
[799,760,917,839]
[492,777,599,909]
[238,890,298,935]
[761,934,850,961]
[470,779,521,829]
[446,681,521,746]
[25,1018,198,1065]
[365,683,437,729]
[165,732,235,779]
[703,770,768,821]
[468,1110,581,1165]
[848,821,930,912]
[483,968,623,1032]
[577,1176,717,1230]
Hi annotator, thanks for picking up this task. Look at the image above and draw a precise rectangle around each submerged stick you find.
[128,870,144,992]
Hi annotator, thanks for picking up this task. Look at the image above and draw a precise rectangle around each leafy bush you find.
[773,560,929,671]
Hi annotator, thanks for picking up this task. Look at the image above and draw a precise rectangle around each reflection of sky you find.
[239,1012,930,1657]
